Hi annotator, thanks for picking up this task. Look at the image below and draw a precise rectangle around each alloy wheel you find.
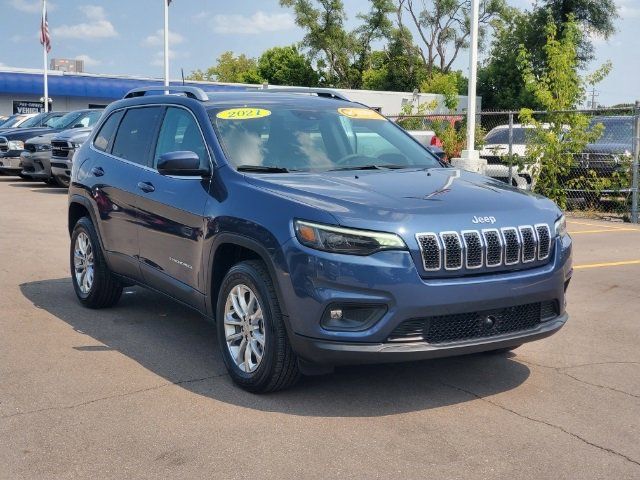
[74,232,94,294]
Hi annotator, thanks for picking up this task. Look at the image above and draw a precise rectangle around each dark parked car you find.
[2,111,67,131]
[50,127,93,187]
[68,86,572,392]
[1,109,102,177]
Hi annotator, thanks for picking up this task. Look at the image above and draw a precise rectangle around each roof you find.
[0,67,250,100]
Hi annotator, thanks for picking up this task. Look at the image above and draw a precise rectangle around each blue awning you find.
[0,71,248,100]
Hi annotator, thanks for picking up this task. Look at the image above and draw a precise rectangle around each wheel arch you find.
[206,233,289,319]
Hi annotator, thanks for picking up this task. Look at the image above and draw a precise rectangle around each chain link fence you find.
[388,105,640,222]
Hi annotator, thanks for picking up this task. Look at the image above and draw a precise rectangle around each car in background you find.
[7,111,67,130]
[0,115,8,126]
[480,124,538,190]
[574,116,633,178]
[0,109,103,177]
[406,130,447,161]
[50,127,93,187]
[0,113,37,131]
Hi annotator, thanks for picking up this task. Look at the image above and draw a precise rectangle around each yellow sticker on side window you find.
[216,108,271,120]
[337,107,384,120]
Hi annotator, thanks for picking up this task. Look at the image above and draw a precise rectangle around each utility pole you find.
[588,87,599,110]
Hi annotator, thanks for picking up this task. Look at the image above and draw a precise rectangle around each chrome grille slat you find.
[536,224,551,260]
[416,233,441,271]
[501,227,520,265]
[462,231,483,269]
[416,223,553,273]
[483,229,503,267]
[519,226,536,263]
[440,232,463,270]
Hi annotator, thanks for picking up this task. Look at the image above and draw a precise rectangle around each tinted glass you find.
[589,117,633,145]
[154,107,208,168]
[484,127,531,145]
[112,107,163,165]
[1,115,26,128]
[93,110,124,152]
[208,104,440,171]
[17,113,47,128]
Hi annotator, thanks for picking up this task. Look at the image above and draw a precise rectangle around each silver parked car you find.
[50,127,93,187]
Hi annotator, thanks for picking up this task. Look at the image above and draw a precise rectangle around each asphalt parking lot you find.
[1,177,639,480]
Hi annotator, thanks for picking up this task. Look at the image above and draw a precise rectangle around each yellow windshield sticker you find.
[216,108,271,120]
[338,107,384,120]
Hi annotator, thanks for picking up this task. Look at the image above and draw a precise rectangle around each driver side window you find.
[154,107,208,169]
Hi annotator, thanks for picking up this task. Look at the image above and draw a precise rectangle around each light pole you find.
[164,0,170,91]
[451,0,485,173]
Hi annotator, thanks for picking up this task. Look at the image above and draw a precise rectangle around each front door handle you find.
[91,166,104,177]
[137,181,155,193]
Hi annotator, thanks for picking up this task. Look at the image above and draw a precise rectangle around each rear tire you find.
[54,175,70,188]
[216,260,300,393]
[70,216,122,308]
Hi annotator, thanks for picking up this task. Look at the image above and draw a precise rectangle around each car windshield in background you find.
[0,115,26,128]
[589,117,633,145]
[17,113,49,128]
[208,105,440,172]
[484,127,532,145]
[50,110,103,130]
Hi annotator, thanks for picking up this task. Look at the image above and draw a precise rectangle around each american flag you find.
[40,8,51,53]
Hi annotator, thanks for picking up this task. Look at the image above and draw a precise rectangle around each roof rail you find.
[263,87,349,102]
[123,86,209,101]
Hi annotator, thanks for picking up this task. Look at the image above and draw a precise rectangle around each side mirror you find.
[73,123,85,128]
[157,151,209,176]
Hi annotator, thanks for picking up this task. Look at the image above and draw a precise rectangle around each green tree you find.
[279,0,395,88]
[258,45,319,86]
[420,70,466,110]
[518,19,605,208]
[187,51,262,84]
[396,0,507,76]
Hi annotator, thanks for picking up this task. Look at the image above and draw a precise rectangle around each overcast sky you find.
[1,0,638,106]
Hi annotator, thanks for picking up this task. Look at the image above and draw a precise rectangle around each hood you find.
[246,167,559,234]
[583,142,631,155]
[26,132,57,145]
[0,126,58,141]
[54,126,93,143]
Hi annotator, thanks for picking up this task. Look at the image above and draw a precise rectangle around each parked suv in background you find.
[50,127,93,187]
[15,109,103,181]
[68,86,572,392]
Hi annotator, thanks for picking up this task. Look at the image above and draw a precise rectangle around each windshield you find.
[484,127,533,145]
[0,115,26,128]
[589,117,633,145]
[17,113,49,128]
[208,104,441,172]
[49,110,103,129]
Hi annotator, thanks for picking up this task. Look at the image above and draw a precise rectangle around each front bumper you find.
[51,157,72,181]
[0,153,23,174]
[20,151,52,180]
[278,234,572,365]
[291,314,567,364]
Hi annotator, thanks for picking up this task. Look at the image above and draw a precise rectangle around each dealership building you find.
[0,66,476,117]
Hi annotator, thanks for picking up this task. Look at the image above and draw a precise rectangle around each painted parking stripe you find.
[569,228,640,234]
[568,220,639,231]
[574,259,640,270]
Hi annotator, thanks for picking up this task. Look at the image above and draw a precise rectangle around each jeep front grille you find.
[416,224,551,273]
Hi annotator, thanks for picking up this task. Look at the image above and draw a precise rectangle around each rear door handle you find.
[91,166,104,177]
[137,181,155,193]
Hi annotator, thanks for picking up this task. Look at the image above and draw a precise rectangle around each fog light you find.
[321,304,386,331]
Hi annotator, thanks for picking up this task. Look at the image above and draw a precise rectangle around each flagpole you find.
[164,0,169,92]
[42,0,49,112]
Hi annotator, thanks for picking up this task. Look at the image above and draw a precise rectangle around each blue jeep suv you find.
[68,86,572,392]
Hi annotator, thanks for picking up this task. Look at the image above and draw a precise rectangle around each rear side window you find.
[154,107,208,168]
[93,110,124,152]
[111,107,163,165]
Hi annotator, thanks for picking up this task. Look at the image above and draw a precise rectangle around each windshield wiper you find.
[236,165,291,173]
[328,164,409,172]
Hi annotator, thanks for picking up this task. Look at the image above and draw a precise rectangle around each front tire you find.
[54,175,70,188]
[70,217,122,308]
[216,260,300,393]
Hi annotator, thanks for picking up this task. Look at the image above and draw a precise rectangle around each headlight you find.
[7,140,24,151]
[35,144,51,151]
[554,214,567,238]
[294,220,406,255]
[71,142,83,148]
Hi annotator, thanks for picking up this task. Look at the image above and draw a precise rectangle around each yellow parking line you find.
[574,259,640,270]
[569,228,640,234]
[568,220,638,231]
